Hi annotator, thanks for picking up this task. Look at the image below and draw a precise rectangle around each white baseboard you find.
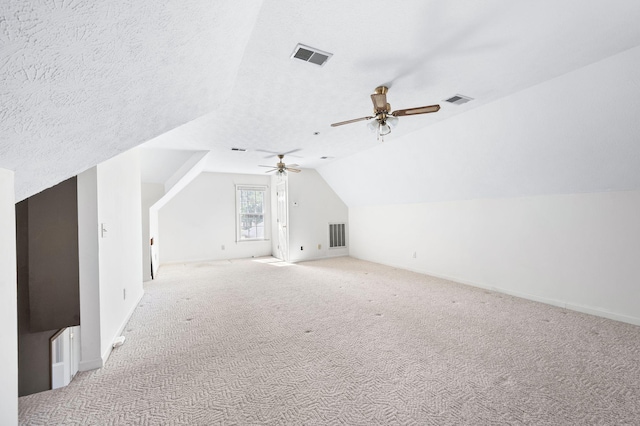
[288,250,349,264]
[353,256,640,327]
[100,290,145,366]
[79,357,103,372]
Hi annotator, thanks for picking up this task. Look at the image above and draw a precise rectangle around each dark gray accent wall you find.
[16,199,56,396]
[27,177,80,331]
[16,176,81,396]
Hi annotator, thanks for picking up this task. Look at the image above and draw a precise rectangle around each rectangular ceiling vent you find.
[291,43,332,67]
[445,94,473,105]
[231,147,247,152]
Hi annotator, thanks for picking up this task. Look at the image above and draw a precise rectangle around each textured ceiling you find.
[1,0,263,200]
[2,1,640,200]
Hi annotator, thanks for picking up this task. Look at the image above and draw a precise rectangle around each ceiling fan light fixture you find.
[367,117,393,142]
[367,116,393,141]
[378,121,392,136]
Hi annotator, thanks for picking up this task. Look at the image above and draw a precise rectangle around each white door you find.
[51,328,70,389]
[51,326,80,390]
[70,326,80,379]
[276,177,289,261]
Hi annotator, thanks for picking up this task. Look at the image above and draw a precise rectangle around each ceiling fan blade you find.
[256,148,302,158]
[263,169,277,173]
[370,93,388,112]
[392,104,440,117]
[282,149,301,157]
[256,149,279,159]
[287,164,299,168]
[286,168,301,173]
[330,116,373,127]
[259,165,275,168]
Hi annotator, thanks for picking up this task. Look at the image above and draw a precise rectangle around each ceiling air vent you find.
[445,94,473,105]
[291,44,332,67]
[231,147,247,152]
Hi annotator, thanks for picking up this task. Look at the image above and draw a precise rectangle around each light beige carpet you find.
[19,256,640,425]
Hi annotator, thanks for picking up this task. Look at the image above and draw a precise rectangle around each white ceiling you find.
[139,148,200,185]
[3,1,640,200]
[320,44,640,206]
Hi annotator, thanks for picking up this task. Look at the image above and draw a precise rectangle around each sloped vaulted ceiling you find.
[1,0,263,200]
[2,1,640,201]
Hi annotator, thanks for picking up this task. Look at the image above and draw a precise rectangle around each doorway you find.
[275,177,289,261]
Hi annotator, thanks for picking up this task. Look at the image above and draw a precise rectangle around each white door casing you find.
[276,177,289,261]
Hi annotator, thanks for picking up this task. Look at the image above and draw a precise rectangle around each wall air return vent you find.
[445,94,473,105]
[329,223,346,248]
[291,44,332,67]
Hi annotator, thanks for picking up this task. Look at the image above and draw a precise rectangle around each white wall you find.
[96,149,144,362]
[141,183,164,281]
[318,45,640,325]
[350,191,640,324]
[159,172,272,263]
[148,153,209,276]
[286,170,349,262]
[0,168,17,426]
[77,167,102,371]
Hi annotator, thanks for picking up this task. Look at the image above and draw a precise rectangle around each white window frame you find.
[236,185,269,242]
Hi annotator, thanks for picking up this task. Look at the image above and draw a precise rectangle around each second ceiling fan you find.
[259,154,301,175]
[331,86,440,141]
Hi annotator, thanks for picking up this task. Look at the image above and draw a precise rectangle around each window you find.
[237,186,268,241]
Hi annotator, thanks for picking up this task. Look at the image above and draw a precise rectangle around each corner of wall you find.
[286,170,349,262]
[78,357,104,372]
[100,290,144,366]
[96,148,144,361]
[77,167,103,371]
[0,168,18,426]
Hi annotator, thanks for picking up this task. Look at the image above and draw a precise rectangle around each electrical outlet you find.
[221,244,225,250]
[317,244,322,250]
[300,246,304,251]
[123,288,126,300]
[412,251,417,258]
